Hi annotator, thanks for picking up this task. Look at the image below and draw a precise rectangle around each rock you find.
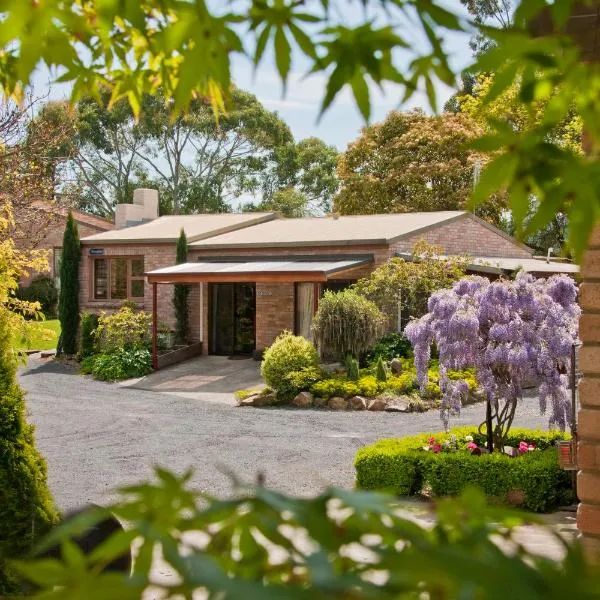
[367,397,387,411]
[389,358,403,375]
[321,362,345,376]
[465,389,486,405]
[328,396,348,410]
[384,396,411,412]
[253,392,278,407]
[238,394,260,407]
[348,396,368,410]
[313,397,328,408]
[292,391,313,408]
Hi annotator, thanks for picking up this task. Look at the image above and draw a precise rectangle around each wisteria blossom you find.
[405,272,580,446]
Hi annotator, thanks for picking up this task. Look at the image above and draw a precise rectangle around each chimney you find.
[115,188,159,229]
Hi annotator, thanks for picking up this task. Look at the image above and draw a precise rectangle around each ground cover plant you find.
[405,273,580,447]
[355,427,572,512]
[12,470,600,599]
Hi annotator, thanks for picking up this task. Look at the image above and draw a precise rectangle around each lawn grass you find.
[14,319,61,351]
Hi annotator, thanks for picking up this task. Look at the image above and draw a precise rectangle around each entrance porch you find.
[146,255,373,369]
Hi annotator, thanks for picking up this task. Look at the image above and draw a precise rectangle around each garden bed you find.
[156,342,203,369]
[354,427,573,512]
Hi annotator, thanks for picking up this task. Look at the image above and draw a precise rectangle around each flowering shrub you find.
[94,306,152,353]
[80,347,152,381]
[405,273,580,447]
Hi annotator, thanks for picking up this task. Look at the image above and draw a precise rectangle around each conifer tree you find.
[57,212,80,355]
[173,229,190,344]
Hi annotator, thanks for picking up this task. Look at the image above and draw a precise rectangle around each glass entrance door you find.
[209,283,256,355]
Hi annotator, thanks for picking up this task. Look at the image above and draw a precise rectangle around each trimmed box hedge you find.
[354,427,573,512]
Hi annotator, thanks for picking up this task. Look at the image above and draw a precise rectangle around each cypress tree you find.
[173,229,190,345]
[0,306,58,592]
[57,212,80,355]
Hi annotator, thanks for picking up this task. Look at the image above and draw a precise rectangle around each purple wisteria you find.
[405,272,580,445]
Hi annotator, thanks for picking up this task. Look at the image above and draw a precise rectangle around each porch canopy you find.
[146,255,374,284]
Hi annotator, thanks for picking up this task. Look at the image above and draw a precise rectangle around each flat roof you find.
[396,251,579,275]
[80,212,276,244]
[146,256,374,284]
[189,211,467,249]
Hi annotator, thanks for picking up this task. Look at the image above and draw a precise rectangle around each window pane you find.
[295,283,315,341]
[131,257,144,277]
[94,259,108,300]
[110,258,127,299]
[131,279,145,298]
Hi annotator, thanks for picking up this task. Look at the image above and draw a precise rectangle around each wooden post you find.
[313,283,320,314]
[152,281,158,370]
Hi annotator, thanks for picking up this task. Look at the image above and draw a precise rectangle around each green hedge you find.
[354,427,572,512]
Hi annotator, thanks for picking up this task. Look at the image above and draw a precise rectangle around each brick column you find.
[578,224,600,561]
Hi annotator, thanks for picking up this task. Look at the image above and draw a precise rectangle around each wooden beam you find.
[152,282,158,370]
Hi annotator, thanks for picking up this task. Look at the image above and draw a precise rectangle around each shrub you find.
[375,356,387,382]
[366,331,413,363]
[312,289,385,360]
[88,348,153,381]
[16,276,58,318]
[261,331,319,392]
[347,357,359,381]
[173,229,190,344]
[94,306,152,353]
[78,312,99,359]
[278,366,324,402]
[0,307,57,593]
[385,372,418,394]
[310,376,381,398]
[355,427,572,512]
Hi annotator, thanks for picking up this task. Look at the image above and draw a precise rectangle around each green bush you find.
[312,289,385,360]
[78,312,99,359]
[81,348,153,381]
[94,306,152,353]
[366,331,412,363]
[354,427,572,512]
[0,308,57,593]
[385,372,418,394]
[278,366,324,402]
[16,276,58,318]
[375,356,387,382]
[261,331,319,391]
[347,357,359,381]
[310,375,382,399]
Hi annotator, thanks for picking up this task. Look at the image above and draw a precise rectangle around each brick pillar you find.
[578,224,600,561]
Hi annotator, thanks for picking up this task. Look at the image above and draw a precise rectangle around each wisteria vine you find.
[405,272,580,448]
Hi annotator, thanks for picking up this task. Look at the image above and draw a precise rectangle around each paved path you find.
[21,355,553,513]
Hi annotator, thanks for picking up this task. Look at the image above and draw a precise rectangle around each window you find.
[92,257,145,301]
[295,283,316,341]
[53,248,63,291]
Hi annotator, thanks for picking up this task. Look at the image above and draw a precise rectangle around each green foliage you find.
[310,375,383,399]
[385,372,419,394]
[173,229,190,345]
[347,357,359,381]
[94,307,152,353]
[260,331,319,392]
[312,290,385,360]
[57,212,80,355]
[0,306,57,593]
[335,111,506,224]
[15,276,58,318]
[353,241,468,323]
[16,470,600,600]
[355,427,572,512]
[365,331,412,363]
[78,312,98,359]
[277,366,324,402]
[375,356,387,382]
[82,348,152,381]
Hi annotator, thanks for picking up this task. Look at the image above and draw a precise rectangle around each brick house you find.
[79,189,578,365]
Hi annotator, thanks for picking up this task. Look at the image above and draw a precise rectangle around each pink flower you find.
[467,442,478,451]
[518,441,536,454]
[432,443,442,454]
[428,437,436,445]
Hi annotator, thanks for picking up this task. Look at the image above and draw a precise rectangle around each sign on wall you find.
[88,248,105,256]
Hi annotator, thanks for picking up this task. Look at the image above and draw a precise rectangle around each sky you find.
[33,1,474,152]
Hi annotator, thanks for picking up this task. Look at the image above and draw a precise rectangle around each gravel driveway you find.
[21,356,550,512]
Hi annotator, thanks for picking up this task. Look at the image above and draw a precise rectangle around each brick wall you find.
[578,224,600,561]
[395,214,532,259]
[255,283,295,350]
